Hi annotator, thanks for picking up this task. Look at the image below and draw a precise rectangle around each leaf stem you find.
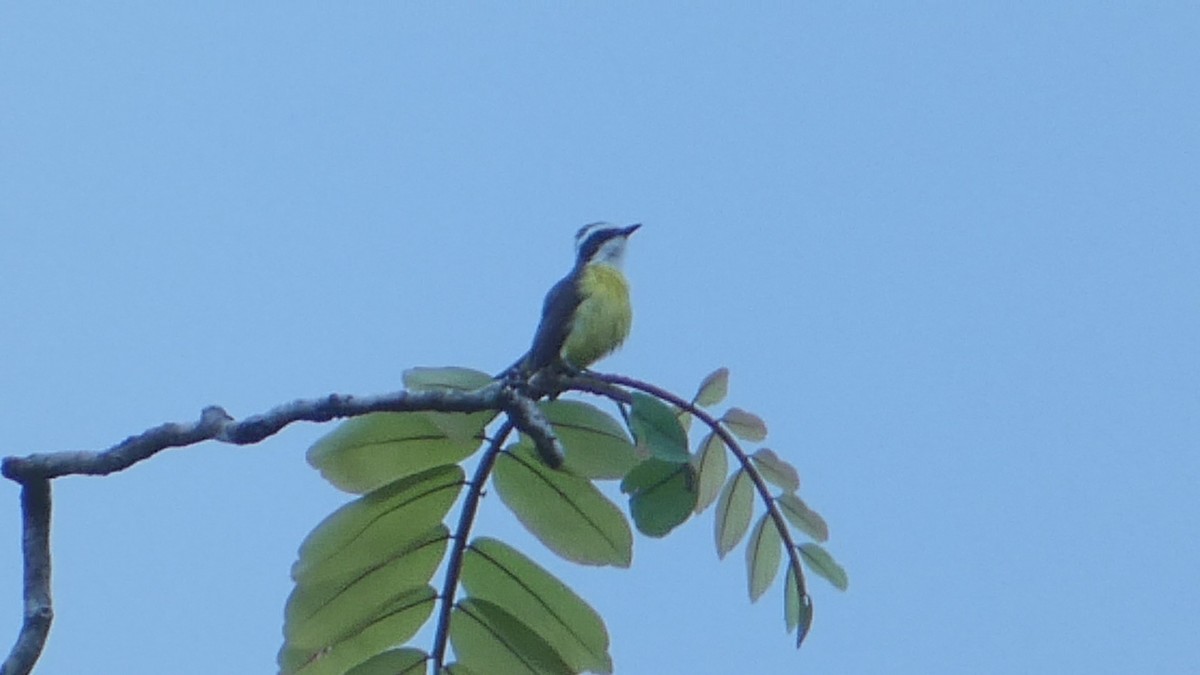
[430,420,515,672]
[590,373,813,639]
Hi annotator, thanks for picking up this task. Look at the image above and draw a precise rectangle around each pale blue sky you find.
[2,4,1197,674]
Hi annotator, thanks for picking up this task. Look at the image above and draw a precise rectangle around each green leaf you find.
[751,448,800,493]
[693,367,729,407]
[402,369,499,449]
[308,412,487,494]
[462,538,613,674]
[784,560,800,632]
[675,407,693,435]
[539,400,638,480]
[292,465,463,584]
[345,648,428,675]
[628,392,689,463]
[450,598,574,675]
[713,468,755,559]
[442,665,482,675]
[745,514,783,602]
[721,407,768,442]
[427,410,499,445]
[279,585,436,675]
[692,432,728,514]
[784,560,814,647]
[403,366,494,391]
[776,493,829,542]
[492,442,633,567]
[621,459,697,538]
[798,543,849,591]
[285,526,449,648]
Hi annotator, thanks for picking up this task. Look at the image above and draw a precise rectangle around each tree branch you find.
[0,373,717,673]
[500,389,565,468]
[2,385,508,482]
[560,372,635,404]
[0,382,515,674]
[1,480,52,675]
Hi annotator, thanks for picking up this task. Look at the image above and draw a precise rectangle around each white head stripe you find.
[574,222,624,255]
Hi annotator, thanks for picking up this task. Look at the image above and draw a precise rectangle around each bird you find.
[504,222,641,380]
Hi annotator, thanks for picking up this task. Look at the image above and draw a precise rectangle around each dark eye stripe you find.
[576,228,621,265]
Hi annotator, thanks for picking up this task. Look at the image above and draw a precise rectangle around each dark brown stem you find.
[430,420,515,671]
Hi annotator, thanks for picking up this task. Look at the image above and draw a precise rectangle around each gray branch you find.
[501,389,566,468]
[2,386,509,482]
[0,379,587,675]
[1,481,51,675]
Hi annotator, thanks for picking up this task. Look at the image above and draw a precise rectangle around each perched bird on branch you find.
[503,222,641,379]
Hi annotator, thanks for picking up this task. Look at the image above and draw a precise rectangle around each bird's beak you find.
[623,223,642,236]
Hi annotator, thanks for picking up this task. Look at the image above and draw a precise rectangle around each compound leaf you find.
[345,648,428,675]
[784,560,814,647]
[693,367,730,407]
[693,432,728,514]
[292,465,463,584]
[462,537,612,674]
[539,400,638,480]
[798,542,849,591]
[628,392,689,463]
[278,586,436,675]
[777,493,829,542]
[285,526,448,648]
[721,408,768,442]
[403,366,493,391]
[450,598,574,675]
[745,514,782,602]
[308,412,486,494]
[621,459,697,538]
[714,468,755,559]
[493,442,632,567]
[751,448,800,493]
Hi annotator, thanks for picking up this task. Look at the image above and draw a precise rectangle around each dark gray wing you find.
[522,271,581,373]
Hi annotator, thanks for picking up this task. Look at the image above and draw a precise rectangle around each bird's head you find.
[574,222,642,269]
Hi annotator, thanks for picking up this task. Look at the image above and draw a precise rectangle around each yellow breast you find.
[561,264,632,369]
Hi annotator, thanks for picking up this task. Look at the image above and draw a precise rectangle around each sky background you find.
[2,4,1197,674]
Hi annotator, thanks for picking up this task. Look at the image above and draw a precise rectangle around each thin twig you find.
[431,421,516,671]
[559,373,634,404]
